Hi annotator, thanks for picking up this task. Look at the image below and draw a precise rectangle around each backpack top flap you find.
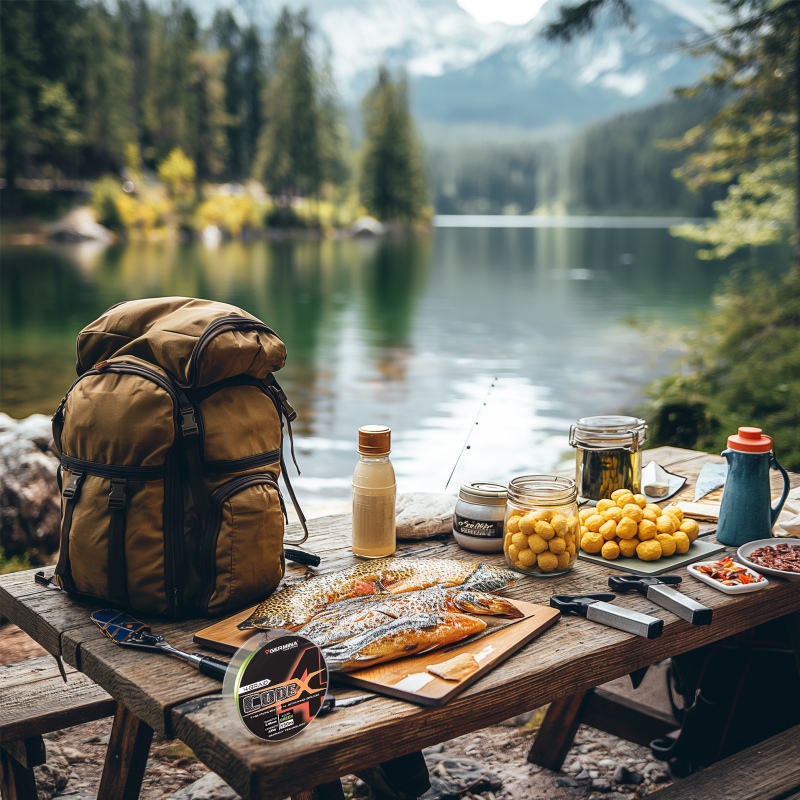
[76,297,287,387]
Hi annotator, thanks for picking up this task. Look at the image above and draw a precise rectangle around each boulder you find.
[419,755,502,800]
[0,413,61,560]
[396,493,456,540]
[47,207,114,243]
[169,772,240,800]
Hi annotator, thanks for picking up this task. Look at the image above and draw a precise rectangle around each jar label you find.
[454,514,504,538]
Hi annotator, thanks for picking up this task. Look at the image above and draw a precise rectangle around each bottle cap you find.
[727,427,773,453]
[358,425,391,455]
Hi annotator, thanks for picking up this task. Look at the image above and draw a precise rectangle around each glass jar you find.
[503,475,579,577]
[453,482,507,553]
[569,415,647,501]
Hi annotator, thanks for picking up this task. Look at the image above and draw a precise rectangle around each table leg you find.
[0,746,38,800]
[291,780,346,800]
[97,703,153,800]
[527,689,592,770]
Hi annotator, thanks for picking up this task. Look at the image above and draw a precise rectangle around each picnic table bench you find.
[1,446,800,800]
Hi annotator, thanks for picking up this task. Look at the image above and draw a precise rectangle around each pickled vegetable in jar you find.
[569,415,646,501]
[503,475,579,577]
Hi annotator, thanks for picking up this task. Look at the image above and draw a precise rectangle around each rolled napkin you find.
[774,486,800,538]
[396,493,457,540]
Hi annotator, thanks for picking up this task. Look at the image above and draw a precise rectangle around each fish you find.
[297,586,523,648]
[322,612,488,672]
[239,557,516,631]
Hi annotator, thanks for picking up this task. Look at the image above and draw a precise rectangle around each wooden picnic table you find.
[2,445,800,800]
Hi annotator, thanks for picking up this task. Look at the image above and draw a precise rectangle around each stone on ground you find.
[169,772,240,800]
[420,754,503,799]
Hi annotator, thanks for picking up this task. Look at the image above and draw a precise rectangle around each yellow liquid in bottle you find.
[352,457,396,558]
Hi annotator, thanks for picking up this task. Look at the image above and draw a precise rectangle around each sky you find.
[457,0,547,26]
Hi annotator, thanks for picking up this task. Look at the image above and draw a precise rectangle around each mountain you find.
[193,0,715,136]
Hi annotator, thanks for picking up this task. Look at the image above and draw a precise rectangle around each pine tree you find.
[256,9,322,199]
[359,66,427,222]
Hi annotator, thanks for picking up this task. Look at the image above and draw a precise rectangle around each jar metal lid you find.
[507,474,577,506]
[458,482,508,506]
[569,415,647,452]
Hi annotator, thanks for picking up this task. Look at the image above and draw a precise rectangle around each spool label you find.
[235,634,328,741]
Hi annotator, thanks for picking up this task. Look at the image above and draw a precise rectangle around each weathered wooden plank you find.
[0,662,113,742]
[650,724,800,800]
[526,690,590,770]
[97,703,153,800]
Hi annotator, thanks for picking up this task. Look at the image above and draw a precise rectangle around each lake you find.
[0,222,788,507]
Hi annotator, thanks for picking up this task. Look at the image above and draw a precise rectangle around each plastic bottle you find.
[352,425,396,558]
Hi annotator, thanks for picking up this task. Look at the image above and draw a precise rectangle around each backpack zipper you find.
[204,449,281,473]
[183,315,278,388]
[201,474,284,613]
[60,455,165,480]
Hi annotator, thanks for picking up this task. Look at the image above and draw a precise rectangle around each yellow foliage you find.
[195,194,260,237]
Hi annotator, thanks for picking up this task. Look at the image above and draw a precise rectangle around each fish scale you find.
[239,557,516,631]
[297,585,523,648]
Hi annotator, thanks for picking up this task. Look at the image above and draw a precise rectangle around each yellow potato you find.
[518,548,538,567]
[619,538,638,557]
[622,503,644,523]
[656,533,677,557]
[616,516,638,540]
[528,533,548,554]
[518,514,537,535]
[581,531,604,553]
[566,541,577,557]
[506,515,521,534]
[535,520,556,540]
[615,491,635,508]
[585,514,604,533]
[602,505,623,523]
[557,551,572,571]
[680,519,700,542]
[636,539,663,561]
[537,551,559,573]
[511,531,528,548]
[642,508,658,523]
[611,489,629,501]
[656,515,676,535]
[507,543,520,561]
[633,493,648,508]
[637,519,657,541]
[564,531,574,547]
[599,519,618,540]
[568,515,580,534]
[579,507,594,522]
[596,498,616,513]
[645,503,663,517]
[549,536,566,555]
[664,504,684,522]
[673,531,690,554]
[601,540,620,560]
[532,509,554,523]
[551,514,569,537]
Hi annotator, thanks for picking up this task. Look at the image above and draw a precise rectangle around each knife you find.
[550,593,664,639]
[608,575,713,625]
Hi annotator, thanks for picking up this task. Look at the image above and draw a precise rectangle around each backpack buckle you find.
[63,471,84,499]
[180,408,199,438]
[108,479,127,509]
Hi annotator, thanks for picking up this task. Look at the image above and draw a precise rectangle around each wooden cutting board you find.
[194,600,560,706]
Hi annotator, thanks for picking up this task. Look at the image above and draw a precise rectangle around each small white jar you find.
[453,482,507,553]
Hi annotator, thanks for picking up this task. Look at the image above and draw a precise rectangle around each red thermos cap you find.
[727,427,773,453]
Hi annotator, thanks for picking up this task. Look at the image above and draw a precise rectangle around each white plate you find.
[737,539,800,581]
[687,559,768,594]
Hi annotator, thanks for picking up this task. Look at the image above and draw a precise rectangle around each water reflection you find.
[1,227,788,503]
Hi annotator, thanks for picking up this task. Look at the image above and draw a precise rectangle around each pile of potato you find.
[504,506,580,574]
[579,490,700,562]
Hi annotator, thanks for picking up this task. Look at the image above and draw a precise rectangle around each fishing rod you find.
[443,377,498,492]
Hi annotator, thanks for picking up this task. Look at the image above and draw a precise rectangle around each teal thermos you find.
[716,427,790,547]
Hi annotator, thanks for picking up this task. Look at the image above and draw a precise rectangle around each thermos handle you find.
[769,452,791,527]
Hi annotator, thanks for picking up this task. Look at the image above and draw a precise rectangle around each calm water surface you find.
[1,225,787,504]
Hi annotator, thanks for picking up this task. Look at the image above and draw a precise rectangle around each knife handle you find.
[586,601,664,639]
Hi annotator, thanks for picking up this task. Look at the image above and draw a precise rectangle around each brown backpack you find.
[51,297,306,617]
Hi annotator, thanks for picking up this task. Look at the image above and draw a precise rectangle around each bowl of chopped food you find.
[737,539,800,581]
[687,556,768,594]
